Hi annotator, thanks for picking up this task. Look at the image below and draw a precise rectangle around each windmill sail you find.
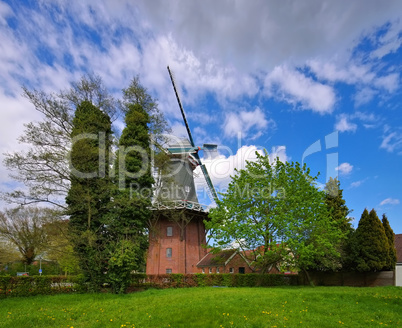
[167,66,219,205]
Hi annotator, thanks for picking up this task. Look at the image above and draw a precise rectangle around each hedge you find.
[131,273,299,289]
[0,275,87,298]
[0,273,299,297]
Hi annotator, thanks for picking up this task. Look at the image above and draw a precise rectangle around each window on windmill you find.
[229,267,234,274]
[167,226,173,237]
[185,185,190,193]
[166,248,172,258]
[166,268,172,274]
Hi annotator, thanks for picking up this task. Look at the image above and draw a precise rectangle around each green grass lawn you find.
[0,286,401,328]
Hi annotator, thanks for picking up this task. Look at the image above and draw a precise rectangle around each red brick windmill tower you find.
[146,67,219,274]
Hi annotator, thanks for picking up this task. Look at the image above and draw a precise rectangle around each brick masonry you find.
[146,210,208,274]
[197,252,254,274]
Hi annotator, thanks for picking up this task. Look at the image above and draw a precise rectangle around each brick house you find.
[196,249,253,274]
[196,249,282,274]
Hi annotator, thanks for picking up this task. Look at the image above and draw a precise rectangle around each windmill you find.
[146,67,219,275]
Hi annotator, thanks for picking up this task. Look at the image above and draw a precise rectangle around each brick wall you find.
[146,211,208,275]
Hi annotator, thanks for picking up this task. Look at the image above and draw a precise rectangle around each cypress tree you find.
[354,208,388,272]
[106,103,154,293]
[382,214,397,270]
[325,178,353,234]
[66,100,113,291]
[324,178,353,270]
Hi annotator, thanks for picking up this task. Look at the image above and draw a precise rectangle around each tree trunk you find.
[303,268,315,287]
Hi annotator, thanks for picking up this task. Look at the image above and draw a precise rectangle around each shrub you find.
[0,275,87,298]
[131,273,298,289]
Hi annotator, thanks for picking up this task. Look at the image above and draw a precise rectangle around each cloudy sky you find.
[1,0,401,232]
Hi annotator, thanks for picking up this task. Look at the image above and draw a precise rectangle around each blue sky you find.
[0,0,401,233]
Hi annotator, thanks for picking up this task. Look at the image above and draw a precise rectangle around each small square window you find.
[229,267,234,274]
[216,267,220,274]
[166,269,172,274]
[166,248,172,258]
[209,267,212,274]
[167,226,173,237]
[202,268,205,274]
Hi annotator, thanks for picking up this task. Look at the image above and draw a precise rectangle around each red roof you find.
[197,249,237,267]
[395,234,402,263]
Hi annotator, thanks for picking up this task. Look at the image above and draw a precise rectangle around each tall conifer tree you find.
[324,178,354,270]
[382,214,397,270]
[354,209,388,272]
[325,178,353,234]
[106,103,153,293]
[66,100,113,291]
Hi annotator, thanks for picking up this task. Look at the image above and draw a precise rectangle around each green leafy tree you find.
[382,214,397,270]
[0,240,20,264]
[106,239,141,294]
[44,218,80,276]
[354,209,388,272]
[206,152,343,284]
[0,207,50,265]
[66,100,113,291]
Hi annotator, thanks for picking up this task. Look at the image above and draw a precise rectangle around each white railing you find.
[150,200,208,212]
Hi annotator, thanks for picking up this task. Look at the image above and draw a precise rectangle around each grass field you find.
[0,286,401,327]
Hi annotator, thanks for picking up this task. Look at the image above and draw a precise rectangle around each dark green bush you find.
[132,273,298,289]
[0,275,87,298]
[0,273,299,297]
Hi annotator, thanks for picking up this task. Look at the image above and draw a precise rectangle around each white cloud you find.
[336,163,353,175]
[264,66,336,114]
[223,107,274,139]
[353,111,377,122]
[335,115,357,133]
[169,122,188,140]
[371,38,402,59]
[350,180,365,188]
[335,111,381,133]
[374,73,399,93]
[195,145,288,195]
[308,61,376,85]
[0,92,43,178]
[380,198,400,206]
[380,131,402,153]
[353,88,377,106]
[371,20,402,59]
[0,1,12,26]
[137,0,402,72]
[308,59,399,103]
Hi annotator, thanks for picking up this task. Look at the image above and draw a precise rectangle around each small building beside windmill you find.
[196,249,254,274]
